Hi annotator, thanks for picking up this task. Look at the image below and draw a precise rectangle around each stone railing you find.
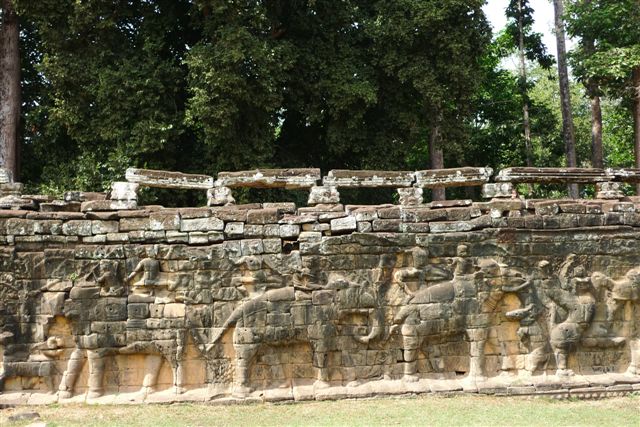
[0,166,639,405]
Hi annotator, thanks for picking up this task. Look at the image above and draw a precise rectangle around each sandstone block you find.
[397,187,423,205]
[207,186,235,206]
[224,222,244,239]
[126,167,214,189]
[110,182,139,201]
[308,186,340,205]
[180,217,224,232]
[330,216,356,234]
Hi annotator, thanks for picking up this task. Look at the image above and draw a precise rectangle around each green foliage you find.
[504,0,555,70]
[14,0,491,204]
[567,0,640,97]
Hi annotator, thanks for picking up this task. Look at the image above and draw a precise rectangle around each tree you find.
[16,0,197,194]
[566,0,640,191]
[0,0,20,179]
[187,0,491,201]
[553,0,578,198]
[503,0,555,167]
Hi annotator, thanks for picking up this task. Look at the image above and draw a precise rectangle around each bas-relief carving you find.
[1,236,640,400]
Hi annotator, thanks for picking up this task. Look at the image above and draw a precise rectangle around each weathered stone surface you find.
[180,217,224,232]
[482,183,515,199]
[596,182,624,199]
[126,167,214,189]
[307,186,340,205]
[415,167,493,188]
[215,168,320,189]
[324,170,414,188]
[63,191,106,202]
[397,188,423,206]
[496,167,610,184]
[0,168,13,184]
[39,201,82,213]
[0,195,37,210]
[110,182,139,201]
[207,187,235,206]
[81,200,137,212]
[2,172,640,405]
[330,216,356,233]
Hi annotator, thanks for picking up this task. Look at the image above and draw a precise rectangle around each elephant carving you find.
[205,274,382,397]
[390,257,528,383]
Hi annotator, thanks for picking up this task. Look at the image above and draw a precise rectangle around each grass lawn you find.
[1,394,638,426]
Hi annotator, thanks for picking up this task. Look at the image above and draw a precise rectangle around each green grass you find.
[2,394,639,427]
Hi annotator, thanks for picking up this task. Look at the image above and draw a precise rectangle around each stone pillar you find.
[308,186,340,205]
[207,186,235,206]
[397,187,423,206]
[482,183,515,199]
[595,182,624,199]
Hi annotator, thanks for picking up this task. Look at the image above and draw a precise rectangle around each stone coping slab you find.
[126,168,214,190]
[215,168,321,189]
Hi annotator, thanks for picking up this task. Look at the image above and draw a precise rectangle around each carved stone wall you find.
[1,199,640,403]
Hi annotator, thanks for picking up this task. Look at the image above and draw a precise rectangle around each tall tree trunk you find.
[0,0,20,181]
[633,67,640,194]
[582,1,603,170]
[553,0,578,198]
[429,122,445,201]
[589,89,603,168]
[517,0,533,168]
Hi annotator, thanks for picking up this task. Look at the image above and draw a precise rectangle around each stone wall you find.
[1,197,640,403]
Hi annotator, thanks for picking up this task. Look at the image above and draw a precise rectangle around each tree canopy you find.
[0,0,638,203]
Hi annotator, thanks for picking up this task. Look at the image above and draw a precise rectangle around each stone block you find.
[247,208,282,224]
[482,183,514,199]
[149,212,181,231]
[224,222,245,239]
[279,224,300,239]
[397,187,423,205]
[181,217,224,232]
[330,216,356,234]
[110,182,139,201]
[308,186,340,205]
[91,220,119,234]
[81,200,137,211]
[324,170,414,188]
[207,187,235,206]
[596,182,624,199]
[126,167,214,189]
[216,168,320,189]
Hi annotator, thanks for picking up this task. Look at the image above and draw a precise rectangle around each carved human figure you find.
[504,260,552,374]
[126,246,161,296]
[591,267,640,375]
[205,273,379,397]
[546,266,596,377]
[97,260,124,297]
[390,257,512,383]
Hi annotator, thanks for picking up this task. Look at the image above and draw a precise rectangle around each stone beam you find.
[323,170,414,188]
[215,168,321,189]
[495,167,610,184]
[608,168,640,183]
[126,168,214,190]
[414,167,493,188]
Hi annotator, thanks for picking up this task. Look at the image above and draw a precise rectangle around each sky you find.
[482,0,573,58]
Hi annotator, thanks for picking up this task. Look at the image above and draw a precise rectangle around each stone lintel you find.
[323,170,414,188]
[608,168,640,183]
[215,168,321,189]
[126,168,214,190]
[496,167,610,184]
[414,167,493,188]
